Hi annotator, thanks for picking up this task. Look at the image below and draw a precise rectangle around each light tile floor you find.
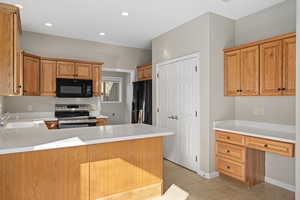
[163,160,295,200]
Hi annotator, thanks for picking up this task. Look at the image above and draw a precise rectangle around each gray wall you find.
[235,0,296,186]
[296,0,300,199]
[22,31,151,70]
[101,71,131,124]
[152,13,236,173]
[3,31,151,115]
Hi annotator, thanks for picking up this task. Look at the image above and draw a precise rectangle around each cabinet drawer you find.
[216,142,246,163]
[215,131,245,146]
[245,137,294,157]
[216,157,246,182]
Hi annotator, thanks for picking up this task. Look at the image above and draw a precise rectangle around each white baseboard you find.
[197,172,295,192]
[265,177,295,192]
[198,170,219,179]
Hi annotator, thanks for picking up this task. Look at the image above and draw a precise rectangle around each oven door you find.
[56,79,93,98]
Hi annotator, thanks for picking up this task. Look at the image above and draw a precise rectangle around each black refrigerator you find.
[131,80,152,125]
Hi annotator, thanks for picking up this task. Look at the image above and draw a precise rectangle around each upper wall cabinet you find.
[0,3,23,96]
[224,33,296,96]
[137,64,152,81]
[23,53,40,96]
[224,46,259,96]
[57,61,76,79]
[57,61,92,80]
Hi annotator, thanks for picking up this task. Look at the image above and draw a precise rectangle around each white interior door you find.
[157,55,200,172]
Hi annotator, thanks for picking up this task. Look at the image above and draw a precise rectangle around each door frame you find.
[102,67,135,123]
[155,53,201,173]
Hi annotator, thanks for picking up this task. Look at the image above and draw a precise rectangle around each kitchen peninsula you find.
[0,122,173,200]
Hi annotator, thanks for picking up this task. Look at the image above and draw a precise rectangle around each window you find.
[102,77,122,103]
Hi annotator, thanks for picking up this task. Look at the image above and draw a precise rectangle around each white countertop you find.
[0,122,173,155]
[214,120,296,144]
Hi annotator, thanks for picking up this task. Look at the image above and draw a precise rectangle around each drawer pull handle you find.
[226,136,231,140]
[264,144,268,148]
[226,150,230,153]
[226,166,231,169]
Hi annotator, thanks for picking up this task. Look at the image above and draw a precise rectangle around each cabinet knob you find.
[226,150,230,153]
[277,88,282,91]
[264,144,268,148]
[226,136,231,140]
[18,85,22,88]
[226,166,231,169]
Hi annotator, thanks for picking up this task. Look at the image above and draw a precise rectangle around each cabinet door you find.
[224,50,241,96]
[40,60,57,96]
[57,61,75,78]
[260,41,283,96]
[282,37,296,96]
[92,65,102,96]
[75,63,92,80]
[0,10,14,95]
[240,46,259,96]
[23,55,40,96]
[13,14,23,96]
[23,146,89,200]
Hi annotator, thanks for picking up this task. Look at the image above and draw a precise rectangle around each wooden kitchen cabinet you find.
[215,130,295,186]
[224,32,296,96]
[76,63,92,79]
[0,3,23,96]
[224,46,259,96]
[282,36,296,96]
[92,65,102,96]
[40,60,57,96]
[23,53,40,96]
[137,64,152,81]
[57,61,75,79]
[260,40,283,96]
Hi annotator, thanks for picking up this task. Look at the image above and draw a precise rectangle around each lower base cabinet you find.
[215,130,294,186]
[0,137,163,200]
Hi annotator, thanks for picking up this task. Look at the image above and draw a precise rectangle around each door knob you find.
[173,115,178,120]
[168,116,174,120]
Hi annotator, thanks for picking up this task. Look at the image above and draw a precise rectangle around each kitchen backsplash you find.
[3,96,102,114]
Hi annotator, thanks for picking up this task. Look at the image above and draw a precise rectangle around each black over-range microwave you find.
[56,78,93,98]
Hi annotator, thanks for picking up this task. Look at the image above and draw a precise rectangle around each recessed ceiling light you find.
[121,12,129,16]
[99,32,106,36]
[221,0,231,2]
[15,4,23,9]
[44,22,53,27]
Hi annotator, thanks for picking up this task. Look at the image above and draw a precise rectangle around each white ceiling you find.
[1,0,286,49]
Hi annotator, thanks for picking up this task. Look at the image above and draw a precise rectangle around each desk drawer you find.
[245,137,294,157]
[216,142,246,163]
[216,157,246,182]
[216,131,245,146]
